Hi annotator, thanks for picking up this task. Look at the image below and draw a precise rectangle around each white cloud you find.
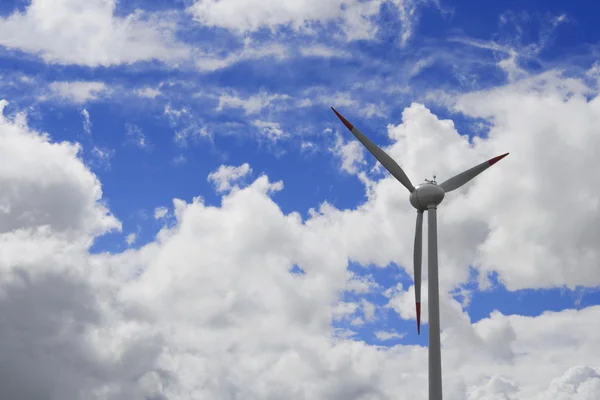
[586,62,600,87]
[0,99,120,239]
[187,0,422,42]
[447,70,600,290]
[90,145,114,170]
[47,81,109,104]
[126,232,137,246]
[300,141,318,153]
[346,271,379,294]
[299,44,351,58]
[332,301,360,320]
[81,108,92,134]
[331,133,366,174]
[534,366,600,399]
[216,91,290,115]
[361,299,376,321]
[0,146,599,399]
[0,0,190,66]
[195,42,288,72]
[98,179,600,399]
[311,70,600,294]
[252,120,287,141]
[389,0,425,46]
[207,163,253,193]
[125,123,151,150]
[2,67,600,399]
[297,98,313,108]
[135,87,162,99]
[154,207,169,220]
[374,331,405,341]
[164,105,211,145]
[310,90,387,118]
[172,154,187,165]
[467,376,519,400]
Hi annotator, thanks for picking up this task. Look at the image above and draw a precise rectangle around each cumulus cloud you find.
[207,163,253,193]
[0,268,162,400]
[331,133,366,174]
[0,100,154,399]
[318,70,600,294]
[90,177,600,399]
[449,71,600,290]
[0,100,120,239]
[2,67,600,399]
[535,366,600,399]
[0,0,190,66]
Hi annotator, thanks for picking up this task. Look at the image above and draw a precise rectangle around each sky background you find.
[1,0,600,399]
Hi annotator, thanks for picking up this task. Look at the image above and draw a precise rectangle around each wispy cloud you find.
[154,207,169,220]
[125,123,151,151]
[252,120,287,141]
[172,155,187,165]
[186,0,429,44]
[81,108,92,135]
[90,146,114,170]
[135,87,162,99]
[374,331,405,341]
[46,81,109,104]
[308,89,387,118]
[217,91,290,115]
[164,105,211,146]
[299,44,351,58]
[125,232,137,246]
[196,42,288,72]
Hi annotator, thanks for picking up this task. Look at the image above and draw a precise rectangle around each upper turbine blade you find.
[414,210,423,335]
[331,107,415,193]
[439,153,509,193]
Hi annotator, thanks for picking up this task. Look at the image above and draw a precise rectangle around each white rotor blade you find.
[414,211,423,335]
[331,107,415,192]
[439,153,509,193]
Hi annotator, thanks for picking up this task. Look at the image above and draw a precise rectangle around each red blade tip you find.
[331,107,354,131]
[416,302,421,335]
[488,152,509,166]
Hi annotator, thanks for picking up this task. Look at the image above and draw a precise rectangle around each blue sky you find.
[58,0,599,342]
[0,0,590,335]
[1,0,600,398]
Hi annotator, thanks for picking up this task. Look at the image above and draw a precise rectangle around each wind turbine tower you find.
[331,107,508,400]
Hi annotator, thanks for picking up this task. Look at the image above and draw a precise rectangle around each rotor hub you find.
[410,183,445,211]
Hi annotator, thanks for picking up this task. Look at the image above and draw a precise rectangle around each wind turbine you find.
[331,107,508,400]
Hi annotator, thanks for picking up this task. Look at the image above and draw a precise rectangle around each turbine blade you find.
[331,107,415,192]
[439,153,509,193]
[414,211,423,335]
